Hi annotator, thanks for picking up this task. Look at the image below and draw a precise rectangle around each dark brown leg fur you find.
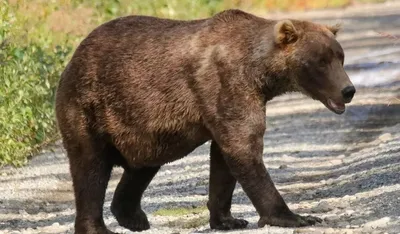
[220,135,323,228]
[208,141,248,230]
[67,140,115,234]
[111,166,160,232]
[204,103,322,228]
[222,143,322,228]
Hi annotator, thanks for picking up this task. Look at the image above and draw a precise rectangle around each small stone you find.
[22,228,34,234]
[371,231,384,234]
[363,217,391,230]
[324,216,338,223]
[38,211,47,216]
[338,221,350,227]
[345,209,355,216]
[370,139,382,145]
[295,228,316,233]
[302,190,315,200]
[312,201,333,213]
[378,133,392,142]
[335,201,350,209]
[32,203,40,210]
[279,164,288,169]
[343,195,356,201]
[194,187,207,195]
[165,170,172,175]
[40,222,69,233]
[326,179,335,185]
[345,230,353,234]
[318,219,329,227]
[320,179,327,184]
[44,205,54,212]
[184,166,191,170]
[324,228,335,234]
[329,159,343,165]
[19,210,28,216]
[1,172,7,176]
[51,222,60,227]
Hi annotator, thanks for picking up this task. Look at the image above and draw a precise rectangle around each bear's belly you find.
[114,125,211,167]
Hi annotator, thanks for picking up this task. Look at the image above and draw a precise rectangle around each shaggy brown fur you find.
[55,9,355,234]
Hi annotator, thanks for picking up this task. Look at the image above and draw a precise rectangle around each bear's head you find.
[273,20,355,114]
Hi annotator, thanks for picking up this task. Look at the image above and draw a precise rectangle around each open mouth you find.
[325,98,346,114]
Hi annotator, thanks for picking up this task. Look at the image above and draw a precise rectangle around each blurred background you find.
[0,1,399,233]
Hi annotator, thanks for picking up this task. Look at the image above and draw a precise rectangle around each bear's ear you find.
[326,23,341,36]
[274,20,298,45]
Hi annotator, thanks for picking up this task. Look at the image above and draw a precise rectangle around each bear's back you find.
[56,10,268,144]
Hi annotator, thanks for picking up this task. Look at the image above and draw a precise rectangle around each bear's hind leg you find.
[67,141,115,234]
[208,141,249,230]
[111,166,160,232]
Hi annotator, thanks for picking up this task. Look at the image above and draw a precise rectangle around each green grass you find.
[153,205,209,229]
[0,0,387,166]
[0,1,71,166]
[166,216,209,229]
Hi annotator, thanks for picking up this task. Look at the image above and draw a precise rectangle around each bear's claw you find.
[300,214,323,225]
[258,213,322,228]
[112,207,150,232]
[210,217,249,230]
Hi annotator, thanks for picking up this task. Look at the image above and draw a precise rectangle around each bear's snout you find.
[341,85,356,103]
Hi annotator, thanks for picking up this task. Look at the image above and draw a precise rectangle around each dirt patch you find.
[47,7,94,36]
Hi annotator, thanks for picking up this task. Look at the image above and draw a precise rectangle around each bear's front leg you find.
[207,141,249,230]
[209,109,322,228]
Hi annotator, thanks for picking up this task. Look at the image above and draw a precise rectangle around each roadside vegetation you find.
[0,0,386,166]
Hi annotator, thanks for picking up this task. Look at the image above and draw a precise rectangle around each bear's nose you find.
[341,86,356,103]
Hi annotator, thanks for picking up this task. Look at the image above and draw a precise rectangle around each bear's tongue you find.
[328,99,345,113]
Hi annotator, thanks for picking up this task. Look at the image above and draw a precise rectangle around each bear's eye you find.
[319,57,328,66]
[337,52,345,65]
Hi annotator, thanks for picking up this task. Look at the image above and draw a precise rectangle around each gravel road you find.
[1,2,400,234]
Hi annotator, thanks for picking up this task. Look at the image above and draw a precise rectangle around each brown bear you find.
[55,9,355,234]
